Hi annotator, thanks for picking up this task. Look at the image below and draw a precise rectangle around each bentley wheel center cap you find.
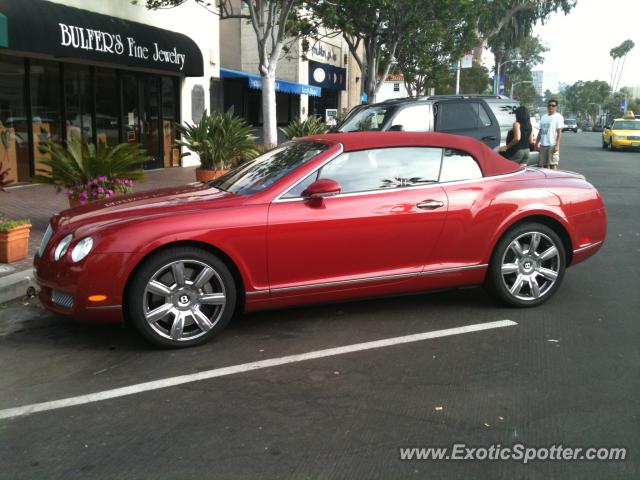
[521,258,536,273]
[175,293,192,307]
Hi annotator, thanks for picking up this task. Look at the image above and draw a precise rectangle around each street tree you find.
[473,0,575,91]
[138,0,315,146]
[393,0,477,97]
[609,40,635,92]
[563,80,610,122]
[311,0,427,103]
[429,63,492,96]
[499,35,547,107]
[603,87,640,119]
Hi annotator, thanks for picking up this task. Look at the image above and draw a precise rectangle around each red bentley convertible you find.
[34,132,606,347]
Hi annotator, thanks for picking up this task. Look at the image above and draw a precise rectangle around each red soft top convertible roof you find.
[305,132,522,177]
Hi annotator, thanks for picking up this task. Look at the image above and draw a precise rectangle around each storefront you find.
[308,60,346,120]
[219,68,321,133]
[0,0,205,183]
[306,41,347,120]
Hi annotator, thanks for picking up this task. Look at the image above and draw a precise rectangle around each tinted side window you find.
[477,104,493,127]
[390,105,429,132]
[488,103,517,128]
[315,147,442,194]
[437,102,478,130]
[439,149,482,182]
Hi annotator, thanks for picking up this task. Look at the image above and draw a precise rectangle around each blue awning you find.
[220,68,321,97]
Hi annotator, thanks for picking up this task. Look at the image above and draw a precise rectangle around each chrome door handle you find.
[416,200,444,210]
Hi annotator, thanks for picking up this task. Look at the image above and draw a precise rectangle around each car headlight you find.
[54,234,73,261]
[71,237,94,263]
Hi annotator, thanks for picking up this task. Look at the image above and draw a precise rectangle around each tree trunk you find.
[261,72,277,146]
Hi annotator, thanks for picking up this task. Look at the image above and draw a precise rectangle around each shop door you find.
[140,76,163,169]
[121,74,163,169]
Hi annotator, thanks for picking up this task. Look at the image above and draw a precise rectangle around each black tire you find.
[487,222,566,308]
[601,138,608,149]
[126,247,237,348]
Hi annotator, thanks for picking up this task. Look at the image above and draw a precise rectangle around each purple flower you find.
[108,189,114,196]
[98,176,107,182]
[98,187,105,194]
[80,191,88,200]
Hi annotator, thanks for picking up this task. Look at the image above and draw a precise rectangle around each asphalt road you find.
[0,132,638,479]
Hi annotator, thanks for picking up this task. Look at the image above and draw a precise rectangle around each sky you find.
[532,0,640,92]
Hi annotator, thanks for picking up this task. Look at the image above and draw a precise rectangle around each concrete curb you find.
[0,268,36,305]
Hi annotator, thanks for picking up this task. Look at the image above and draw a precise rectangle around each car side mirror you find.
[388,124,404,131]
[302,178,341,200]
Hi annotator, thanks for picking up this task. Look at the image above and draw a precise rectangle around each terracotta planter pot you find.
[69,198,83,208]
[196,168,229,183]
[0,223,31,263]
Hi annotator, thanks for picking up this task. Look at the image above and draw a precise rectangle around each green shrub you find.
[279,116,329,140]
[0,218,30,233]
[175,108,258,170]
[31,141,146,191]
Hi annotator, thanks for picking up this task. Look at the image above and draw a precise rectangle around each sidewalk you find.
[0,166,198,302]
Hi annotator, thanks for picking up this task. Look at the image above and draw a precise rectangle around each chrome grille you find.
[52,290,74,309]
[38,224,53,257]
[628,136,640,140]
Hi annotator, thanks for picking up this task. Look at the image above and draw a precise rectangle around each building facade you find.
[0,0,218,183]
[219,3,362,134]
[375,74,410,102]
[532,70,543,97]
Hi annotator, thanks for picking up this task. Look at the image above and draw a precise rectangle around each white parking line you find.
[0,320,517,420]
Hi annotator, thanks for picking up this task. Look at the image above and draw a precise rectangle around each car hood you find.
[611,129,640,136]
[52,183,238,232]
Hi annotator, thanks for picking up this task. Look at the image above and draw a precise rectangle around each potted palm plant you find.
[175,108,258,182]
[32,141,147,208]
[0,162,31,263]
[279,116,329,139]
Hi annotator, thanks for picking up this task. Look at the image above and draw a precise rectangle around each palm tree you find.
[610,40,635,92]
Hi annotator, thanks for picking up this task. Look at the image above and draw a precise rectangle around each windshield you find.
[338,105,395,132]
[612,121,640,130]
[211,141,329,195]
[566,119,576,124]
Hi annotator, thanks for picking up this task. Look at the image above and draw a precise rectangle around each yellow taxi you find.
[602,111,640,150]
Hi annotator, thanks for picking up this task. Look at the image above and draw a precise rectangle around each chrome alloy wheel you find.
[142,259,227,342]
[499,231,561,302]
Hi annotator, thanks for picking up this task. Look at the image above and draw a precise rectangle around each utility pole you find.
[455,60,461,94]
[493,59,524,95]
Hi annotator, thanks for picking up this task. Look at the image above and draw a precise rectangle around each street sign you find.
[620,98,627,112]
[461,51,473,69]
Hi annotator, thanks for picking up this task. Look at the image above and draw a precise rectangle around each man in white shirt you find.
[536,99,564,170]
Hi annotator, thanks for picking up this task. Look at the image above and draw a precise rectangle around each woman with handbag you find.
[499,106,532,165]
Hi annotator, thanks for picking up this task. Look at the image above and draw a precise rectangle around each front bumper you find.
[34,251,143,324]
[611,138,640,149]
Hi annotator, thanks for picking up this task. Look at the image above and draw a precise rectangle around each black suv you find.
[337,95,519,150]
